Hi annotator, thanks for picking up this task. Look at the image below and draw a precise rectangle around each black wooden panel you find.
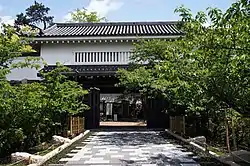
[84,87,100,129]
[93,88,100,128]
[122,100,130,118]
[146,98,169,129]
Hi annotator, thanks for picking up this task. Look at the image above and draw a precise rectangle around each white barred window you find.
[74,51,131,64]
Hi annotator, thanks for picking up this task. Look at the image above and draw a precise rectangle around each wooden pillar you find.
[77,116,80,134]
[93,88,100,128]
[147,97,169,129]
[122,100,129,119]
[84,87,100,129]
[70,116,73,135]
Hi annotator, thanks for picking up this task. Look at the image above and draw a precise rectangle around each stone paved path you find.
[61,131,200,166]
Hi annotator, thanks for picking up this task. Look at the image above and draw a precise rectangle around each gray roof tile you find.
[41,21,182,37]
[42,65,129,76]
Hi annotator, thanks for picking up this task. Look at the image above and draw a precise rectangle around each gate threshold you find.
[100,121,147,127]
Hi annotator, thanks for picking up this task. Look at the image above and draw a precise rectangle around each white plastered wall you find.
[6,42,134,81]
[41,42,134,65]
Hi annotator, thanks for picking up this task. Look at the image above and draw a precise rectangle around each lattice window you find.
[74,51,131,63]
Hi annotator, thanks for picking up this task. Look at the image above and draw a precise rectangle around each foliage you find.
[40,63,89,116]
[0,26,88,157]
[118,0,250,150]
[118,66,153,94]
[0,64,88,157]
[68,8,106,23]
[15,1,54,32]
[0,25,34,69]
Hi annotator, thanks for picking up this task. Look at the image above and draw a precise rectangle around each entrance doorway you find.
[85,88,170,129]
[84,89,147,129]
[99,93,146,127]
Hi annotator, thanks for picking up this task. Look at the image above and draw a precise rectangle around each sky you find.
[0,0,235,25]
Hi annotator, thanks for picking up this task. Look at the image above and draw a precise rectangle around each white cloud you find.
[0,5,14,31]
[0,15,14,25]
[63,0,124,22]
[86,0,123,16]
[63,13,72,22]
[0,9,14,32]
[0,16,15,32]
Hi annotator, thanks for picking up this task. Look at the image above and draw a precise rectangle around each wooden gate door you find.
[146,97,169,129]
[84,87,100,129]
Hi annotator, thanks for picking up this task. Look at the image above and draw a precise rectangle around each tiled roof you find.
[41,21,182,37]
[42,65,129,76]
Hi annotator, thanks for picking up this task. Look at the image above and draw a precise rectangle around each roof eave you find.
[33,34,183,41]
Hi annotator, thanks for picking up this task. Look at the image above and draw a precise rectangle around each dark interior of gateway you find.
[99,94,144,121]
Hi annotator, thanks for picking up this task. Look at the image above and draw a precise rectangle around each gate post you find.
[122,100,130,119]
[146,97,168,129]
[84,87,100,129]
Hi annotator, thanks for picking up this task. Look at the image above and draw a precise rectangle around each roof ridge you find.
[43,23,57,33]
[54,21,179,27]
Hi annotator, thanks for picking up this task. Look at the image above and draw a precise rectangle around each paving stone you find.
[78,155,92,158]
[129,157,148,161]
[75,146,86,149]
[140,147,152,150]
[59,158,79,162]
[106,151,119,154]
[89,165,113,166]
[110,154,124,158]
[66,153,75,157]
[121,149,136,152]
[88,157,105,160]
[95,152,106,156]
[79,152,92,155]
[141,151,151,154]
[84,159,110,164]
[60,131,201,166]
[82,141,97,145]
[92,145,107,149]
[107,147,120,150]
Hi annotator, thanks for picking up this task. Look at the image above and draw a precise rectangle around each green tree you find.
[0,24,88,157]
[0,24,36,71]
[15,1,54,32]
[39,63,89,116]
[0,24,39,156]
[69,8,106,23]
[0,63,89,157]
[118,0,250,151]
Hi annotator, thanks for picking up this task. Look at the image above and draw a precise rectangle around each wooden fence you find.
[169,116,185,134]
[69,116,85,136]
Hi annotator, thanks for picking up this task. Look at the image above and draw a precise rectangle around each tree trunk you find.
[43,20,47,30]
[232,116,237,151]
[225,117,231,153]
[142,95,147,121]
